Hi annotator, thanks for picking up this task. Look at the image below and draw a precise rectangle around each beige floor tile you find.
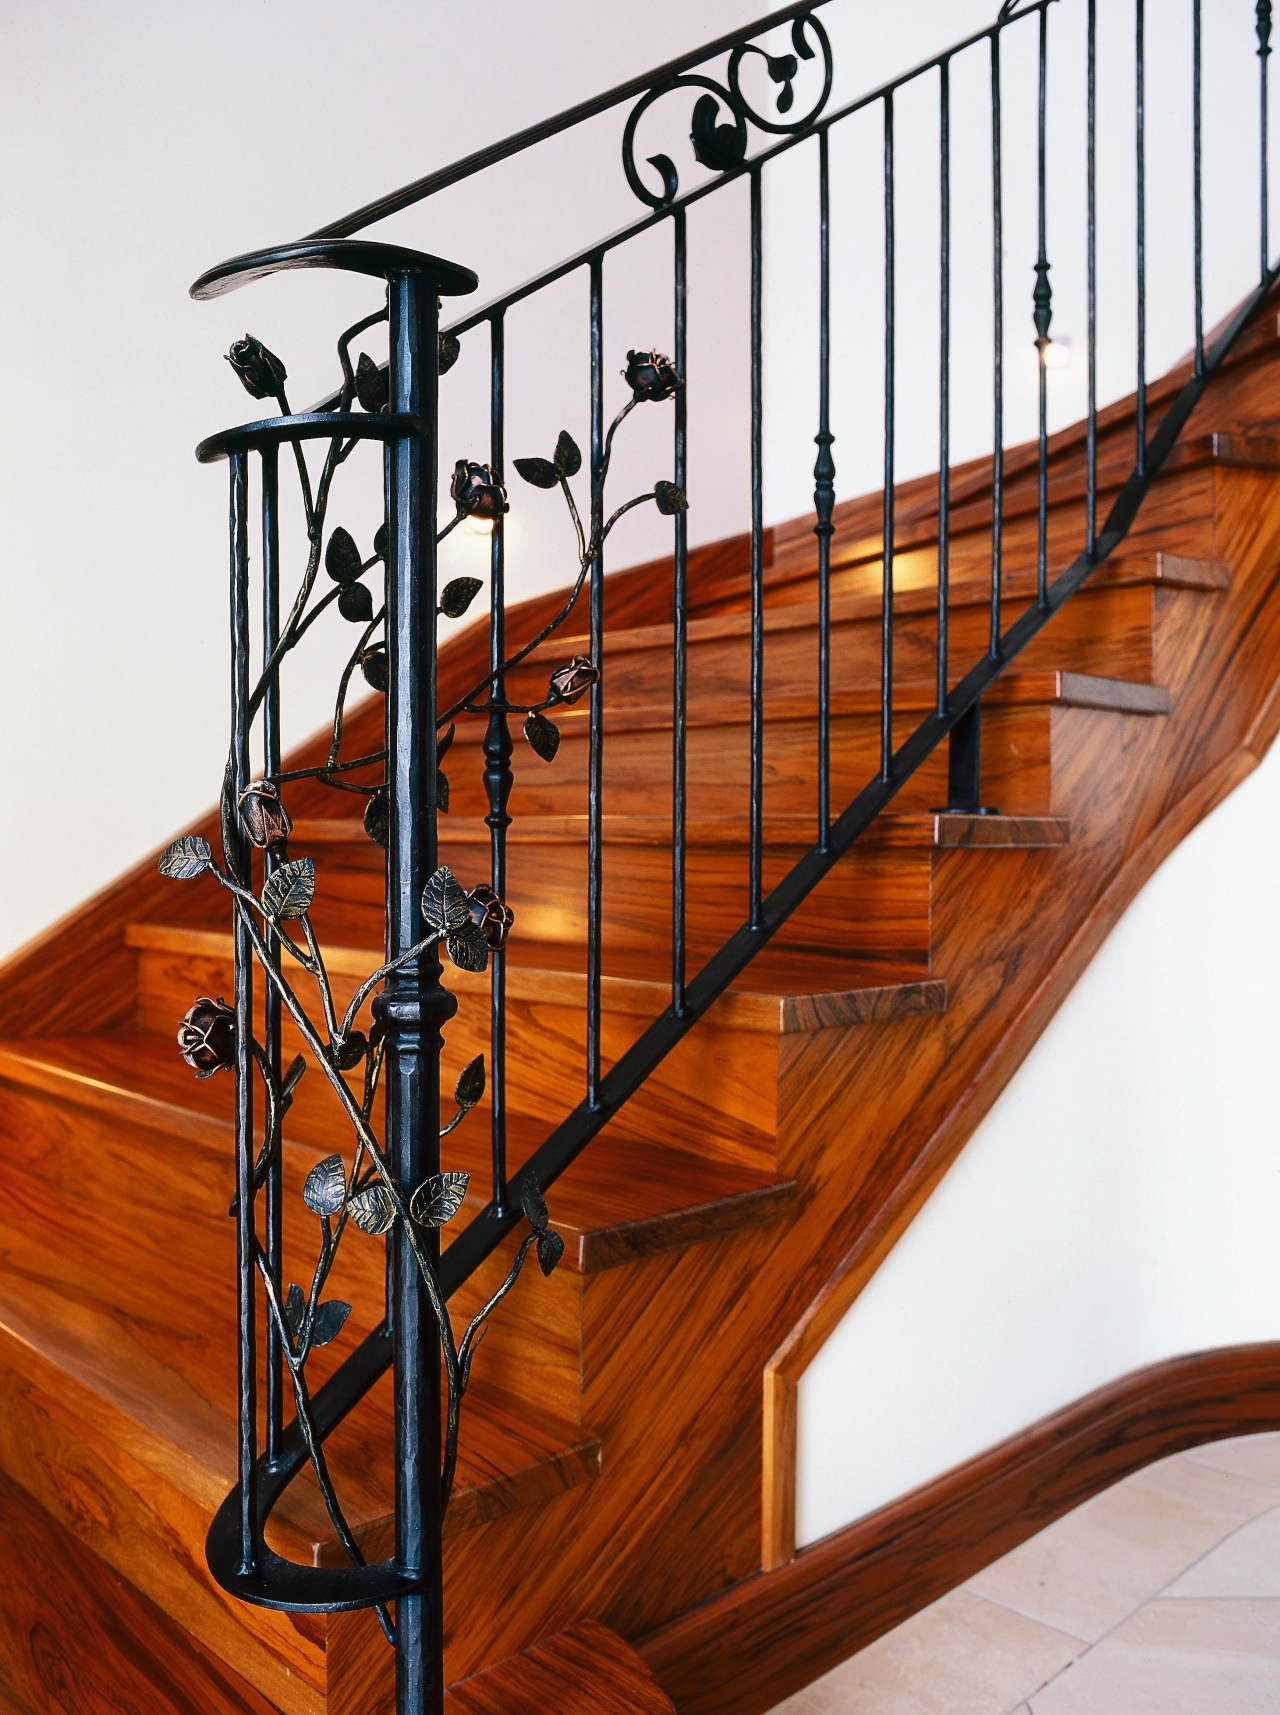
[768,1589,1082,1715]
[967,1454,1279,1641]
[1165,1505,1280,1599]
[1184,1432,1280,1490]
[1029,1598,1280,1714]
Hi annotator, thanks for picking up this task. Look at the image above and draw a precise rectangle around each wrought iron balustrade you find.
[165,2,1280,1710]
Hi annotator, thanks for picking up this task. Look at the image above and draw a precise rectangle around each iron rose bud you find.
[547,655,599,706]
[238,780,292,849]
[623,348,681,402]
[227,335,287,401]
[450,460,509,521]
[466,883,514,951]
[178,996,237,1079]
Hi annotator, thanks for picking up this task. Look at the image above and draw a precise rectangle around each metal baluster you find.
[228,450,257,1573]
[1187,0,1194,375]
[937,60,951,717]
[485,313,512,1214]
[749,164,766,922]
[815,131,836,846]
[381,273,450,1715]
[990,28,1004,657]
[1260,1,1273,277]
[1087,0,1099,551]
[260,443,284,1465]
[1034,0,1052,609]
[1136,0,1147,477]
[881,94,895,785]
[672,210,689,1007]
[587,259,605,1104]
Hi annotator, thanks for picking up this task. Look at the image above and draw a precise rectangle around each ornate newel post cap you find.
[189,239,478,302]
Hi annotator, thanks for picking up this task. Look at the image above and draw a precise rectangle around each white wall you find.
[796,736,1280,1547]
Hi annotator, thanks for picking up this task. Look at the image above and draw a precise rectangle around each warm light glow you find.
[466,515,494,536]
[1042,336,1072,371]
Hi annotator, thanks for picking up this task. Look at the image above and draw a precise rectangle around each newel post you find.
[377,269,456,1715]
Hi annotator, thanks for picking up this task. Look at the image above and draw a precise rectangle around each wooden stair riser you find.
[130,944,789,1172]
[243,835,934,971]
[507,578,1162,710]
[441,703,1058,821]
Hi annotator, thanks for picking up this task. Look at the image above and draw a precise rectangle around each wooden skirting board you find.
[641,1342,1280,1715]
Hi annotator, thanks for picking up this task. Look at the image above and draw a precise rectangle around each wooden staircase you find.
[3,291,1280,1712]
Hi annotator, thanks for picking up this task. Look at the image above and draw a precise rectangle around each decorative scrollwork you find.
[621,11,833,209]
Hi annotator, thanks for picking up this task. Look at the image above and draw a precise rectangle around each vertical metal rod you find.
[587,259,605,1103]
[228,450,257,1575]
[1034,1,1052,609]
[1260,1,1273,277]
[672,210,689,1007]
[749,164,766,924]
[383,272,448,1715]
[937,60,951,716]
[1136,0,1147,477]
[260,443,284,1467]
[990,30,1004,657]
[1087,0,1098,552]
[485,314,512,1214]
[814,131,836,841]
[1187,0,1194,375]
[881,93,895,784]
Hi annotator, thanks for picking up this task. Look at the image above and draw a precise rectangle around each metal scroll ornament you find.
[622,12,834,207]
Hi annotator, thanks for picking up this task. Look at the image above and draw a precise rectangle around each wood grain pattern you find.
[643,1344,1280,1715]
[447,1620,673,1714]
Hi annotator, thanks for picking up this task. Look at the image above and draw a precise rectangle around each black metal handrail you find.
[168,3,1277,1712]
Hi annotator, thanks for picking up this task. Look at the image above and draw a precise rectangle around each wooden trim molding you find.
[643,1342,1280,1715]
[759,674,1280,1572]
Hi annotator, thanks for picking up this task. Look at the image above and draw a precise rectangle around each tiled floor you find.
[769,1432,1280,1714]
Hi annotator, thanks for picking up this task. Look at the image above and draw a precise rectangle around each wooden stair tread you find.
[447,1619,674,1713]
[0,1032,800,1273]
[290,811,1072,852]
[125,919,948,1033]
[516,551,1228,663]
[0,1038,602,1560]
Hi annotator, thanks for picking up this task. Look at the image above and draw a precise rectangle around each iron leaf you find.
[302,1152,346,1217]
[284,1282,305,1339]
[690,93,745,173]
[440,576,483,619]
[437,770,450,815]
[280,1054,307,1102]
[354,352,389,413]
[262,856,315,921]
[437,722,456,761]
[536,1226,566,1277]
[363,787,389,848]
[373,521,388,560]
[454,1054,486,1110]
[338,582,375,624]
[410,1170,470,1228]
[438,330,461,375]
[523,710,560,762]
[521,1176,550,1233]
[159,834,212,880]
[654,481,688,516]
[513,456,560,490]
[554,430,582,478]
[325,526,362,586]
[421,866,469,933]
[446,919,489,973]
[310,1299,351,1348]
[347,1183,397,1237]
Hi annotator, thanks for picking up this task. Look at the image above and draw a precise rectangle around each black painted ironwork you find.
[178,8,1276,1711]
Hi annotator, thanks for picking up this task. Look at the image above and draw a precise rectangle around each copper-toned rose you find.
[548,655,599,706]
[178,996,237,1078]
[466,883,514,951]
[450,460,509,521]
[227,335,287,401]
[238,780,292,850]
[623,348,682,402]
